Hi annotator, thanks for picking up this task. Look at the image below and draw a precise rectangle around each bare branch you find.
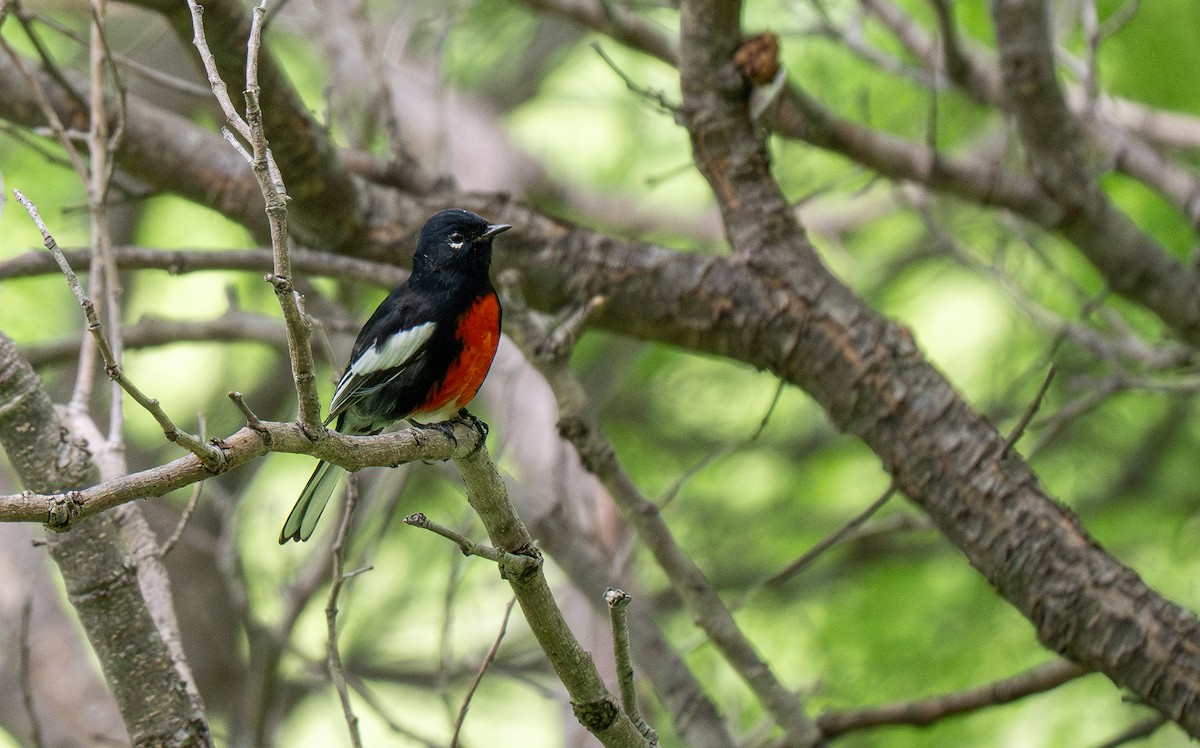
[159,474,204,558]
[451,446,645,745]
[404,512,540,576]
[604,589,657,746]
[326,477,363,748]
[0,245,407,287]
[764,483,897,588]
[817,659,1089,737]
[0,416,483,526]
[185,0,322,431]
[12,189,225,470]
[449,598,516,748]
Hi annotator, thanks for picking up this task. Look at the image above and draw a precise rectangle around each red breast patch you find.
[417,293,500,416]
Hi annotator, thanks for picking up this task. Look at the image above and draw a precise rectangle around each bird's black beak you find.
[481,223,512,240]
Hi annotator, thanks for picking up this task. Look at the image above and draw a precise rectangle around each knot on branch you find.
[558,416,613,473]
[734,32,780,86]
[499,545,543,583]
[45,491,85,530]
[571,697,620,733]
[266,274,293,294]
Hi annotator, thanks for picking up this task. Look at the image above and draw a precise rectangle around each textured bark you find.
[124,0,367,249]
[4,1,1200,738]
[0,332,212,747]
[988,0,1200,344]
[670,0,1200,736]
[0,418,480,524]
[453,448,646,745]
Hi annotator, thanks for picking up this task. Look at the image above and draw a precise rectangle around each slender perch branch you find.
[0,414,484,526]
[404,513,539,577]
[503,288,818,744]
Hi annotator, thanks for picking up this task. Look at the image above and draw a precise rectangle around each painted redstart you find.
[279,209,510,543]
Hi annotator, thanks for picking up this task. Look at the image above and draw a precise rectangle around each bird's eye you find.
[450,232,464,245]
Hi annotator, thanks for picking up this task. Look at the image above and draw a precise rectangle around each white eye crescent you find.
[449,232,465,249]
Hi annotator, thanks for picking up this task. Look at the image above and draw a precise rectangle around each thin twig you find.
[12,189,224,471]
[591,42,679,115]
[657,379,784,507]
[227,391,266,431]
[326,476,364,748]
[999,364,1057,459]
[87,0,128,447]
[183,0,251,143]
[764,482,898,588]
[1092,713,1169,748]
[184,0,322,431]
[449,597,517,748]
[159,481,203,557]
[18,598,46,748]
[437,509,471,726]
[158,412,207,557]
[404,513,540,578]
[605,589,657,746]
[0,21,88,180]
[347,678,443,748]
[817,658,1089,737]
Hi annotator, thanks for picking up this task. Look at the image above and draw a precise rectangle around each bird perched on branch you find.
[280,209,511,543]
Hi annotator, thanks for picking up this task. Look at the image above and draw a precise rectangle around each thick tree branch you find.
[988,0,1200,344]
[862,0,1200,230]
[0,331,212,746]
[670,0,1200,738]
[519,0,1200,347]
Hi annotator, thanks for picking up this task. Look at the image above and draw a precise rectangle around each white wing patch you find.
[327,321,436,418]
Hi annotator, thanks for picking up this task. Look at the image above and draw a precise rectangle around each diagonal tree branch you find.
[517,0,1200,349]
[988,0,1200,344]
[452,447,646,745]
[671,0,1200,738]
[817,658,1089,737]
[0,331,212,746]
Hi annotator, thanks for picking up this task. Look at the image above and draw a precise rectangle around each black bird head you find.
[411,209,511,285]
